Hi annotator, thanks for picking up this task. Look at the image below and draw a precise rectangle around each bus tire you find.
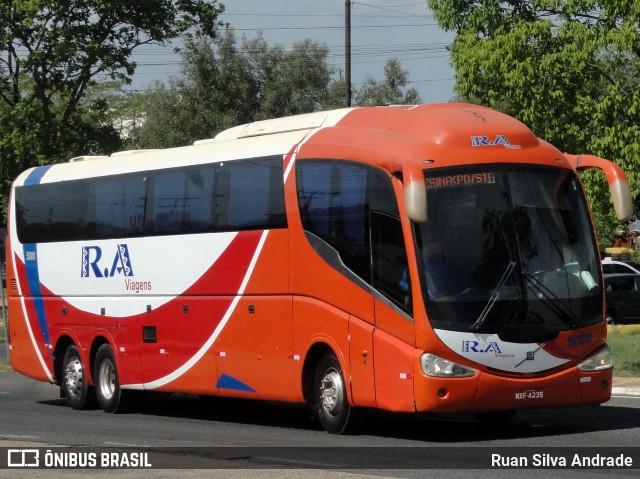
[61,344,96,410]
[94,344,136,413]
[314,353,358,434]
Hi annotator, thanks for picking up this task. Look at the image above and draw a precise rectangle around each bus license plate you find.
[515,389,544,400]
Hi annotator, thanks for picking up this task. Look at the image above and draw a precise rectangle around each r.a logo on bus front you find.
[462,340,502,354]
[81,244,134,278]
[471,134,520,149]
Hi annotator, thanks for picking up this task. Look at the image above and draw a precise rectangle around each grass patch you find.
[0,314,10,371]
[608,325,640,377]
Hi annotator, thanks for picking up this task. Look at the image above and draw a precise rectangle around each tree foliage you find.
[133,31,423,148]
[0,0,225,209]
[427,0,640,246]
[133,30,340,148]
[354,58,422,106]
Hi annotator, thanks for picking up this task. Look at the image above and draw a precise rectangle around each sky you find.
[127,0,457,104]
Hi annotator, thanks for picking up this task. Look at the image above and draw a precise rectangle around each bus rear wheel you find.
[94,344,136,413]
[314,353,359,434]
[61,344,96,410]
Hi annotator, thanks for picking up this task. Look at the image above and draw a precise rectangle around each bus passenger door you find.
[348,314,376,408]
[371,207,417,412]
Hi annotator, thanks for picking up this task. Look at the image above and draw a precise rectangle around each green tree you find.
[354,58,422,106]
[0,0,225,207]
[134,31,338,147]
[245,34,336,119]
[427,0,640,246]
[134,31,259,148]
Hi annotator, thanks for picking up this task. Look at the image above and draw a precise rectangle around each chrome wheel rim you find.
[98,359,116,401]
[63,356,83,399]
[319,368,344,417]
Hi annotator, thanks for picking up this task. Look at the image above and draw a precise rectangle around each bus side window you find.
[369,173,412,315]
[90,174,145,238]
[297,160,411,315]
[297,161,371,284]
[371,211,412,314]
[216,157,287,232]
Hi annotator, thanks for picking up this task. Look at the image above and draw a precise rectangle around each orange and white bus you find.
[5,104,632,433]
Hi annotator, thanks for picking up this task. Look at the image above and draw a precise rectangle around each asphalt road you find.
[1,371,640,478]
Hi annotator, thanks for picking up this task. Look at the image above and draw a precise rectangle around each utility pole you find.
[345,0,352,107]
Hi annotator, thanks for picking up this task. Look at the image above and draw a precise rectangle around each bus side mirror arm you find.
[402,162,427,223]
[565,154,633,221]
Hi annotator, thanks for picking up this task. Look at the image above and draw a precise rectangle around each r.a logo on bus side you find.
[81,244,134,278]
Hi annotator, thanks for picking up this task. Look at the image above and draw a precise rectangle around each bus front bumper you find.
[413,366,613,414]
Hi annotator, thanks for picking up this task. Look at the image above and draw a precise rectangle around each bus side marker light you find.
[399,373,412,380]
[580,376,591,383]
[288,354,300,361]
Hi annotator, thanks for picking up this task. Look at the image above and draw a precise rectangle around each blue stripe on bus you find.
[24,165,53,186]
[23,243,51,355]
[216,374,256,393]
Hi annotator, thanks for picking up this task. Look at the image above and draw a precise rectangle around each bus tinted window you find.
[297,161,371,283]
[15,156,286,244]
[88,174,146,238]
[147,165,214,234]
[216,159,287,232]
[297,160,411,313]
[17,181,88,243]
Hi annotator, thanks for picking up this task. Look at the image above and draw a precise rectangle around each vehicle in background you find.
[602,258,640,275]
[604,273,640,325]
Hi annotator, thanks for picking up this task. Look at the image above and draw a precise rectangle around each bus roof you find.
[13,103,559,187]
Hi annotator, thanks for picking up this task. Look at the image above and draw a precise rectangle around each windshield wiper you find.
[524,271,583,328]
[471,261,517,331]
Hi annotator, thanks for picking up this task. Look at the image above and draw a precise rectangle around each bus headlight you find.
[577,345,613,371]
[420,353,477,378]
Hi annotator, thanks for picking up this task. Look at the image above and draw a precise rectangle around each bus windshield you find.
[416,164,602,342]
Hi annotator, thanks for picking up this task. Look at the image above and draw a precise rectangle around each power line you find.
[353,1,433,18]
[227,23,438,31]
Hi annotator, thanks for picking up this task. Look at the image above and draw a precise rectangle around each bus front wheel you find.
[94,344,136,413]
[314,354,359,434]
[61,344,96,410]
